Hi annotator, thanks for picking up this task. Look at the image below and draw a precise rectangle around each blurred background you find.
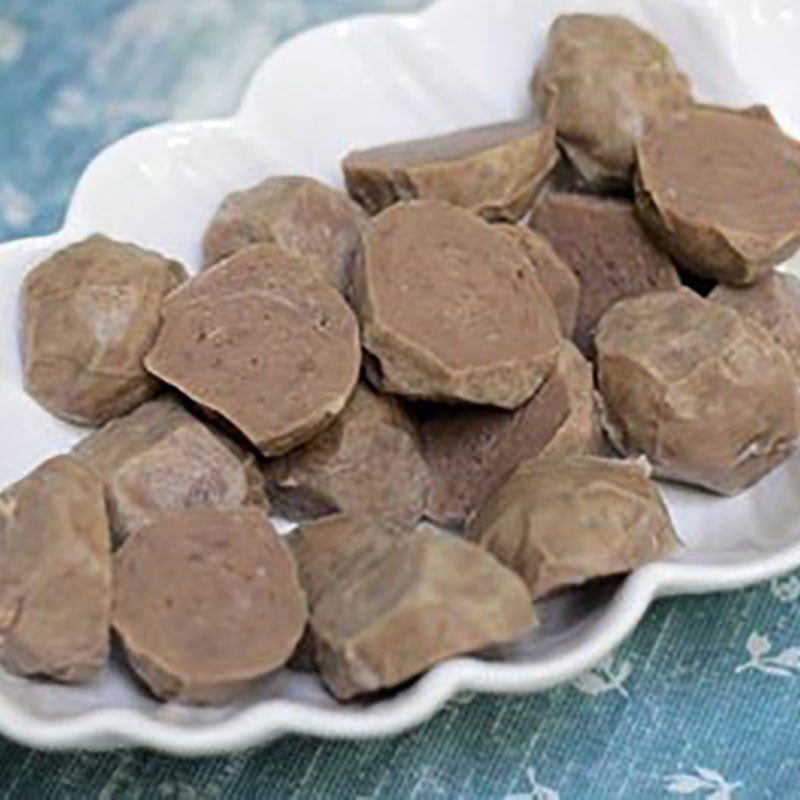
[0,0,428,241]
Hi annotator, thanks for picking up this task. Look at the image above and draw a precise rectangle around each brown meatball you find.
[145,244,361,456]
[21,235,187,426]
[0,456,111,682]
[470,456,677,599]
[532,14,691,191]
[202,176,368,293]
[596,289,800,494]
[311,526,534,700]
[530,193,680,355]
[263,383,429,527]
[419,360,570,528]
[288,514,397,609]
[286,514,397,672]
[635,104,800,285]
[711,273,800,380]
[112,508,307,704]
[73,396,267,546]
[353,201,562,408]
[496,224,580,336]
[342,118,557,221]
[538,340,605,460]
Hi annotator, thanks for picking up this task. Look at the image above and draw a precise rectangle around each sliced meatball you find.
[73,396,267,546]
[21,235,187,426]
[635,104,800,285]
[202,176,367,293]
[342,118,557,221]
[711,273,800,380]
[311,527,534,700]
[470,456,677,599]
[532,14,691,191]
[263,383,429,527]
[419,361,569,528]
[595,288,800,494]
[112,508,307,704]
[0,456,111,682]
[530,193,680,355]
[145,244,360,456]
[353,200,561,408]
[496,224,580,337]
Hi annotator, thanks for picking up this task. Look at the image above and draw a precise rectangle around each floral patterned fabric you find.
[0,1,797,797]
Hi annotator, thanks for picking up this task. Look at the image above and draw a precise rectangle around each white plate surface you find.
[1,0,799,755]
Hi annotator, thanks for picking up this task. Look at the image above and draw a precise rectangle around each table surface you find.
[0,0,798,797]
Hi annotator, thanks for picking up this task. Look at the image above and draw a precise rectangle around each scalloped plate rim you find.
[0,0,797,754]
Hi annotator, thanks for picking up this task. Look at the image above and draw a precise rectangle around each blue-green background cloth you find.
[0,1,798,797]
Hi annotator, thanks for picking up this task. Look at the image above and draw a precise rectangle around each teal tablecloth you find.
[0,1,798,797]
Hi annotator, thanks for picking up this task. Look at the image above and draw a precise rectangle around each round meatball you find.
[595,289,800,494]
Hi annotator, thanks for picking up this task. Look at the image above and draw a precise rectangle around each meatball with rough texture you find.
[420,341,603,528]
[21,235,187,426]
[145,244,361,457]
[73,396,267,547]
[538,341,605,461]
[263,383,429,527]
[596,289,800,494]
[343,118,557,221]
[532,14,691,191]
[0,456,111,682]
[202,176,368,293]
[496,224,580,337]
[112,508,307,704]
[470,456,677,599]
[635,104,800,285]
[286,514,397,672]
[311,525,535,700]
[530,193,680,356]
[418,358,569,528]
[353,200,562,408]
[711,273,800,380]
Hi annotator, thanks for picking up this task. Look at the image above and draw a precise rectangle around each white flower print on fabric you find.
[735,632,800,676]
[770,574,800,603]
[571,653,631,697]
[665,767,742,799]
[504,768,560,800]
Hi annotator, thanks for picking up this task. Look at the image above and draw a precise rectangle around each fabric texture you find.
[0,1,797,797]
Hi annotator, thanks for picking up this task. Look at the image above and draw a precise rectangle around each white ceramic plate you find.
[1,0,799,755]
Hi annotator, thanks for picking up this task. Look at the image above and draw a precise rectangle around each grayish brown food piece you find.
[635,104,800,285]
[538,340,605,460]
[470,456,677,599]
[288,514,397,609]
[112,508,307,704]
[0,456,111,682]
[73,396,267,547]
[145,244,361,457]
[263,383,429,527]
[711,273,800,380]
[342,118,558,221]
[202,176,368,293]
[530,193,680,355]
[596,288,800,494]
[353,201,562,408]
[286,514,402,672]
[419,360,570,528]
[531,14,691,191]
[496,224,580,336]
[21,235,187,426]
[311,527,534,700]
